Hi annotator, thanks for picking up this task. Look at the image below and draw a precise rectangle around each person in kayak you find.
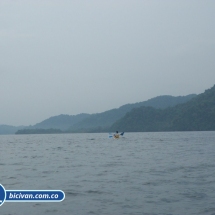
[114,131,120,138]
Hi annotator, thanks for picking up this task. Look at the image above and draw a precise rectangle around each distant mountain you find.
[0,114,89,135]
[31,113,90,131]
[0,125,25,134]
[110,85,215,132]
[0,93,197,134]
[67,94,197,132]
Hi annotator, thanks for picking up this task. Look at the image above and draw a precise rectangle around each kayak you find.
[109,132,124,139]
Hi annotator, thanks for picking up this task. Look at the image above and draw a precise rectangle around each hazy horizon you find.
[1,0,215,126]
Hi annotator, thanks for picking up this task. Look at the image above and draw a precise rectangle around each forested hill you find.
[31,113,90,131]
[8,113,90,134]
[67,94,196,132]
[110,85,215,132]
[12,94,196,134]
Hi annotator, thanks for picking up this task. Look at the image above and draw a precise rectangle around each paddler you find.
[114,131,120,138]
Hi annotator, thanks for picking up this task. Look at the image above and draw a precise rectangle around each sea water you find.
[0,132,215,215]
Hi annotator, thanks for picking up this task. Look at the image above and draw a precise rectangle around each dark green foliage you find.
[0,92,198,134]
[110,85,215,132]
[67,94,196,132]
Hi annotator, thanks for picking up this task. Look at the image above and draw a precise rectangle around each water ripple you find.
[0,132,215,215]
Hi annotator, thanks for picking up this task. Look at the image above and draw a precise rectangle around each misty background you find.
[1,0,215,126]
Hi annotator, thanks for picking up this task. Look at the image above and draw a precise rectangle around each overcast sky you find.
[1,0,215,126]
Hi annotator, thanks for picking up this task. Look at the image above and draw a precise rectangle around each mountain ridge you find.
[67,94,197,132]
[110,85,215,132]
[0,93,197,134]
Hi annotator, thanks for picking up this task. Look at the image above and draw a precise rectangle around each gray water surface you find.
[1,132,215,215]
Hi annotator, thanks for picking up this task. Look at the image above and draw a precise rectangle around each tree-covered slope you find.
[110,85,215,132]
[0,93,196,134]
[68,94,196,132]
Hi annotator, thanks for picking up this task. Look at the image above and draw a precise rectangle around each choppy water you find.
[1,132,215,215]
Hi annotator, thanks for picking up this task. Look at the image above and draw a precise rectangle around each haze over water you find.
[1,131,215,215]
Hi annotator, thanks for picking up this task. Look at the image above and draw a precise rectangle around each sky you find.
[1,0,215,126]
